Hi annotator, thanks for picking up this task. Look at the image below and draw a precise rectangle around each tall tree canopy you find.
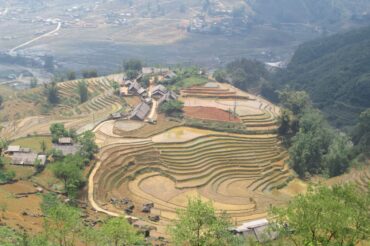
[169,198,242,246]
[271,184,370,246]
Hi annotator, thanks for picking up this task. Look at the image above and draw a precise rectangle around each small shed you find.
[111,112,122,119]
[232,219,278,243]
[58,137,73,145]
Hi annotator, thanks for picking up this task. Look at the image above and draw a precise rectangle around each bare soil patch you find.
[184,106,240,123]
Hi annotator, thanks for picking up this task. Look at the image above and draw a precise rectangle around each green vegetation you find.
[52,155,85,198]
[77,80,88,103]
[66,71,76,81]
[99,217,145,245]
[275,26,370,128]
[159,100,184,117]
[223,58,269,91]
[278,91,354,178]
[49,123,76,143]
[82,69,98,79]
[169,198,242,246]
[0,194,145,246]
[78,131,99,162]
[159,67,207,90]
[352,108,370,155]
[0,157,15,184]
[11,136,52,153]
[124,59,142,80]
[43,81,59,105]
[271,184,370,246]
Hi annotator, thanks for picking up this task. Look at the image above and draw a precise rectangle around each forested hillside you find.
[275,26,370,128]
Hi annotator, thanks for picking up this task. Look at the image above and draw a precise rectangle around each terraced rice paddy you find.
[1,74,124,139]
[93,128,293,233]
[56,74,123,117]
[90,82,296,235]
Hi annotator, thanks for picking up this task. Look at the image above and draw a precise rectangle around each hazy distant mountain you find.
[246,0,370,29]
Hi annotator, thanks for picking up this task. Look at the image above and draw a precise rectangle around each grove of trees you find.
[278,90,354,178]
[271,184,370,246]
[169,198,243,246]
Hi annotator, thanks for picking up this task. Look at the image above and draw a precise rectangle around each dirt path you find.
[148,99,158,121]
[9,22,61,54]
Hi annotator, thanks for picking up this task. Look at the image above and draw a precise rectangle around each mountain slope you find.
[275,26,370,128]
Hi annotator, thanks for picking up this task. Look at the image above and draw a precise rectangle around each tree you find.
[40,140,47,153]
[0,95,3,108]
[99,217,145,246]
[52,155,85,198]
[78,80,89,103]
[323,134,353,177]
[82,69,98,79]
[78,131,98,162]
[123,59,142,72]
[66,71,76,81]
[352,108,370,154]
[278,90,312,116]
[126,70,139,80]
[159,100,184,117]
[42,195,82,246]
[213,69,227,83]
[44,81,59,105]
[271,184,370,246]
[30,77,38,88]
[169,198,241,246]
[288,109,333,178]
[111,81,120,96]
[225,59,269,91]
[50,123,68,143]
[141,75,151,88]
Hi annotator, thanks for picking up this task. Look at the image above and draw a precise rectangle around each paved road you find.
[9,22,61,54]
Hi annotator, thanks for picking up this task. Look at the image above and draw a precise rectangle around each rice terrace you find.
[89,79,302,235]
[0,66,369,244]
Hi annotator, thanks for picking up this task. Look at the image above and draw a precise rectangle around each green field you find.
[11,136,53,153]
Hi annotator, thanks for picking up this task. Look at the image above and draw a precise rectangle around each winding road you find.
[9,22,61,54]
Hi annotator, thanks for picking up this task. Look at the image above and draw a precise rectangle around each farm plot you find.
[92,126,295,233]
[0,74,125,140]
[89,82,297,236]
[180,83,280,132]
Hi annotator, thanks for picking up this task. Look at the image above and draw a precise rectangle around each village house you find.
[52,137,81,156]
[158,91,178,105]
[163,71,177,80]
[125,80,147,96]
[12,152,47,166]
[5,145,31,155]
[129,102,151,121]
[142,67,170,75]
[151,84,168,98]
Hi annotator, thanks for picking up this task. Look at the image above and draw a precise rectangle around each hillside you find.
[275,26,370,128]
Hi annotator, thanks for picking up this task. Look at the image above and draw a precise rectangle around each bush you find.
[159,100,184,117]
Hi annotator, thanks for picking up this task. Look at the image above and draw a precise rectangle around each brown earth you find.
[184,106,240,123]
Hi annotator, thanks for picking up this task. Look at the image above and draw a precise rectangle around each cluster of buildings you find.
[5,145,46,167]
[4,137,80,167]
[118,68,178,122]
